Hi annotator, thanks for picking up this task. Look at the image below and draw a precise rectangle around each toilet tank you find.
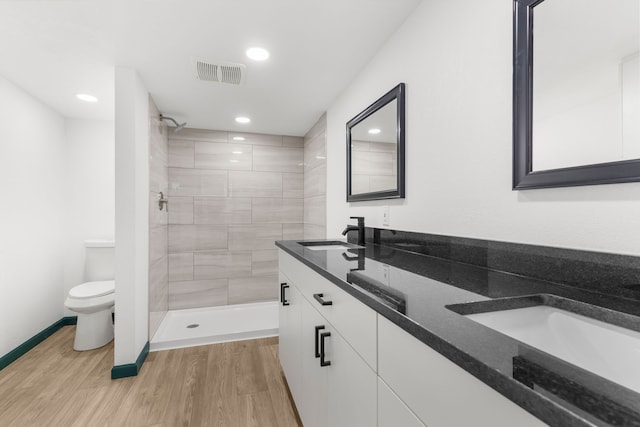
[84,240,115,281]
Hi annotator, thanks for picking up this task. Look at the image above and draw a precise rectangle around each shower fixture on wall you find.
[159,114,187,132]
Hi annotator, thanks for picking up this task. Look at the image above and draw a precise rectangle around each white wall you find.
[63,119,115,314]
[114,67,149,366]
[326,0,640,256]
[0,75,66,356]
[622,54,640,159]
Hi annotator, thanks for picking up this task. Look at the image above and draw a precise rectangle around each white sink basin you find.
[466,306,640,393]
[297,240,363,251]
[305,245,352,251]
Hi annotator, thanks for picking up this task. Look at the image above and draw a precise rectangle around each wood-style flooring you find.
[0,326,301,427]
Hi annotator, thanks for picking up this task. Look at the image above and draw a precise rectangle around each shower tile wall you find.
[303,114,327,239]
[149,97,169,338]
[167,129,304,309]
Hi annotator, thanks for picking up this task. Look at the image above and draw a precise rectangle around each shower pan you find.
[150,301,278,351]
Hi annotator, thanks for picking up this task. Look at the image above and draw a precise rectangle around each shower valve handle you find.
[158,192,169,211]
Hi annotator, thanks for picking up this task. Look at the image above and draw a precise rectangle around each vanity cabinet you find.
[279,250,548,427]
[279,251,377,427]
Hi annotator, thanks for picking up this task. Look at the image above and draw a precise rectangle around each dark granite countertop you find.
[276,239,640,427]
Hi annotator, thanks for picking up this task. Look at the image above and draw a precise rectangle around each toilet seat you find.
[69,280,115,299]
[65,291,114,313]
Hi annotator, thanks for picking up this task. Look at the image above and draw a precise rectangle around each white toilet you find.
[64,240,115,351]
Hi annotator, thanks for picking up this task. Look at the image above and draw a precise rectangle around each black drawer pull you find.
[314,325,325,358]
[313,293,333,306]
[320,332,331,367]
[280,283,290,306]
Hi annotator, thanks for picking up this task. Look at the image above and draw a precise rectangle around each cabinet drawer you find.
[279,250,377,370]
[378,315,548,427]
[280,250,332,298]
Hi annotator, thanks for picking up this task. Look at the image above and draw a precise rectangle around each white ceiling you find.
[0,0,420,136]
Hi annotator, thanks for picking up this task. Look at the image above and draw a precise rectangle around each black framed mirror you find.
[347,83,405,201]
[513,0,640,190]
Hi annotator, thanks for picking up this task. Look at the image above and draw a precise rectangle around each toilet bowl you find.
[65,280,115,351]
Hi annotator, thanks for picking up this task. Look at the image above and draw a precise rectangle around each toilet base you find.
[74,309,114,351]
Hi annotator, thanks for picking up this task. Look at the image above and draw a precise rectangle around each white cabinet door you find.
[326,324,377,427]
[299,297,329,427]
[278,272,302,401]
[297,293,377,427]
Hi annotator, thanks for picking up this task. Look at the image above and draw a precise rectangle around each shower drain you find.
[186,324,200,329]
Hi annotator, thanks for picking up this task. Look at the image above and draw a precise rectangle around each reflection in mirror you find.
[513,0,640,189]
[532,0,640,171]
[347,83,405,201]
[350,100,398,194]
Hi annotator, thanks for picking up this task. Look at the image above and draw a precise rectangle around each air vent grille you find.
[192,58,246,85]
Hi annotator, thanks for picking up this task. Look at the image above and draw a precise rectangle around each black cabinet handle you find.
[314,325,325,358]
[313,293,333,306]
[320,332,331,367]
[280,283,290,306]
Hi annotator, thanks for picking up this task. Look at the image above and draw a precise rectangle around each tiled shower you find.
[166,128,304,310]
[148,112,326,342]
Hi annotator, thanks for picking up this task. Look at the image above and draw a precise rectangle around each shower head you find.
[159,114,187,132]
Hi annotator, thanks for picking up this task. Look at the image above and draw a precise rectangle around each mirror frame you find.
[346,83,405,201]
[513,0,640,190]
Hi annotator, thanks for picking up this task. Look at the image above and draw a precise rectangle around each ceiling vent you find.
[192,57,246,85]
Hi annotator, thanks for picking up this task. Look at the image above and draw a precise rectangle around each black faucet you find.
[342,216,365,246]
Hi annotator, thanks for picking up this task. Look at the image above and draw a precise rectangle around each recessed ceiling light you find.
[230,159,239,163]
[315,155,326,160]
[246,47,270,61]
[368,128,381,134]
[232,136,246,141]
[235,116,251,124]
[231,150,243,154]
[76,93,98,103]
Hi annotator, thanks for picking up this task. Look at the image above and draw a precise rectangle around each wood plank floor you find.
[0,326,302,427]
